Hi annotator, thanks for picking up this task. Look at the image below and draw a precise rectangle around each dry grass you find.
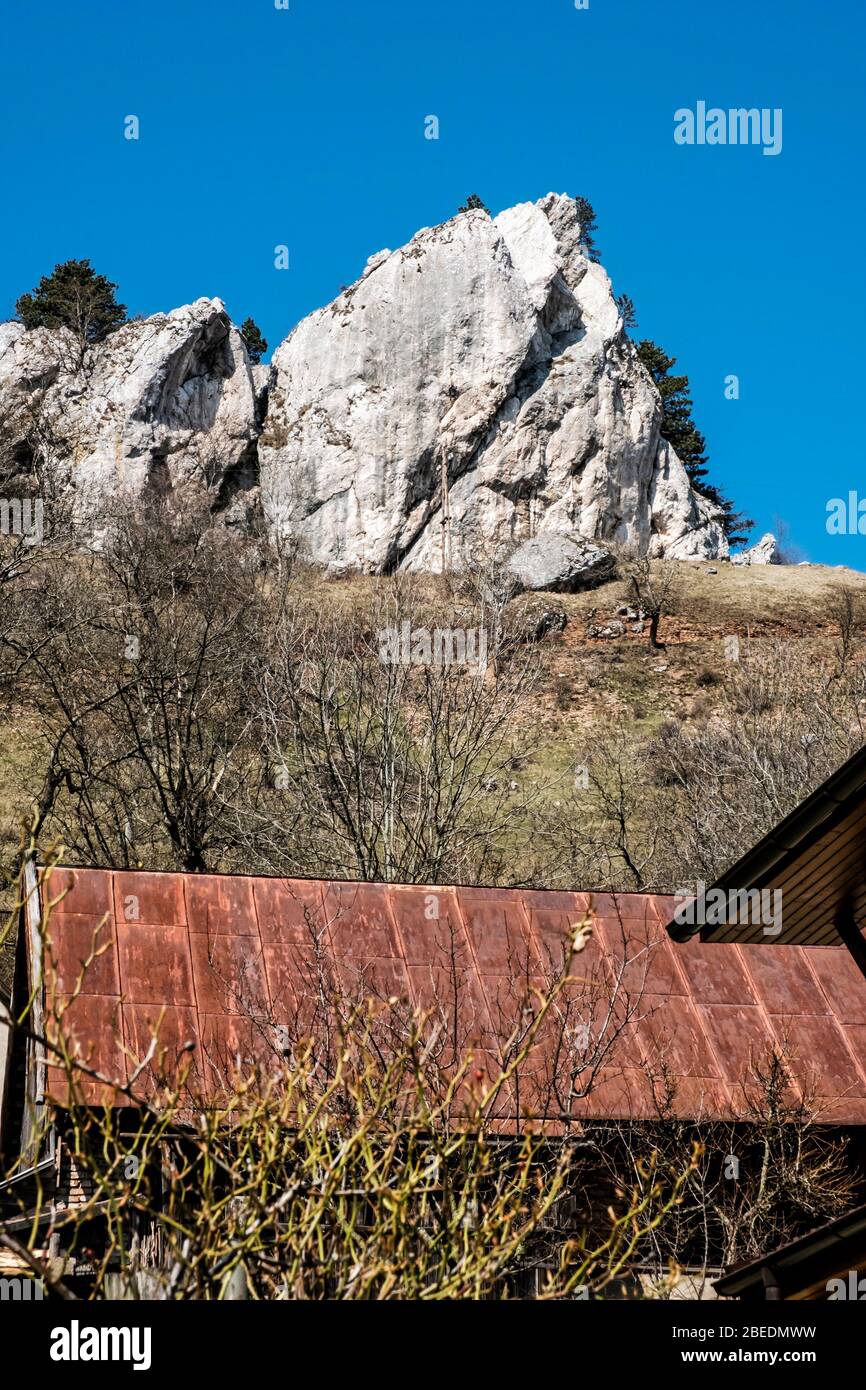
[270,558,866,874]
[446,561,866,820]
[560,559,866,626]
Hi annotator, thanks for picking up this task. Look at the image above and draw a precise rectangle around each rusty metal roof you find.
[36,867,866,1125]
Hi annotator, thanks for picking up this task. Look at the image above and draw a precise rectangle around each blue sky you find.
[2,0,864,564]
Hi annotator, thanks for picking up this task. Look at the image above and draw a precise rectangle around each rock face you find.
[0,298,259,518]
[0,197,731,571]
[506,534,615,594]
[260,193,728,571]
[731,533,783,566]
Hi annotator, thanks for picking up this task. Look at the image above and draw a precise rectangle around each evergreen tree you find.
[458,194,489,214]
[16,259,126,348]
[240,317,268,364]
[573,196,601,262]
[616,293,637,330]
[636,340,752,546]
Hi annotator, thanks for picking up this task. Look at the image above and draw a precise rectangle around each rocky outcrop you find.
[259,193,728,571]
[731,532,783,566]
[0,298,259,518]
[0,196,731,571]
[505,597,569,645]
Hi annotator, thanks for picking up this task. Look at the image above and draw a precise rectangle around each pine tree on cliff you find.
[616,293,637,329]
[240,317,268,364]
[16,259,127,352]
[636,340,752,546]
[573,196,601,262]
[458,194,489,214]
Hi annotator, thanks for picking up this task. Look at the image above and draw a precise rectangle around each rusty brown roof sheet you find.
[36,867,866,1125]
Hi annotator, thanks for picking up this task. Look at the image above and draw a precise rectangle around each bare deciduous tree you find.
[248,580,543,884]
[621,554,679,651]
[0,498,268,872]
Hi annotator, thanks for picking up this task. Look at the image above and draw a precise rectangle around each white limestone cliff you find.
[0,196,730,573]
[0,298,258,519]
[259,193,728,571]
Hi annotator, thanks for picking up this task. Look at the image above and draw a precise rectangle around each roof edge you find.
[665,743,866,944]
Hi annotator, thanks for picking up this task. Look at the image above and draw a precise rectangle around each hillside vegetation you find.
[1,502,864,939]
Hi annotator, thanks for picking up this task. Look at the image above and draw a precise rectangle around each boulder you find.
[506,533,615,593]
[506,597,569,645]
[588,619,625,639]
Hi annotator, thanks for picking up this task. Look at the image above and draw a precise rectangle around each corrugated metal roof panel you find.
[37,867,866,1124]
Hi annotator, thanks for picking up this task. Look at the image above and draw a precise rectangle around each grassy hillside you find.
[1,549,864,923]
[510,559,866,731]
